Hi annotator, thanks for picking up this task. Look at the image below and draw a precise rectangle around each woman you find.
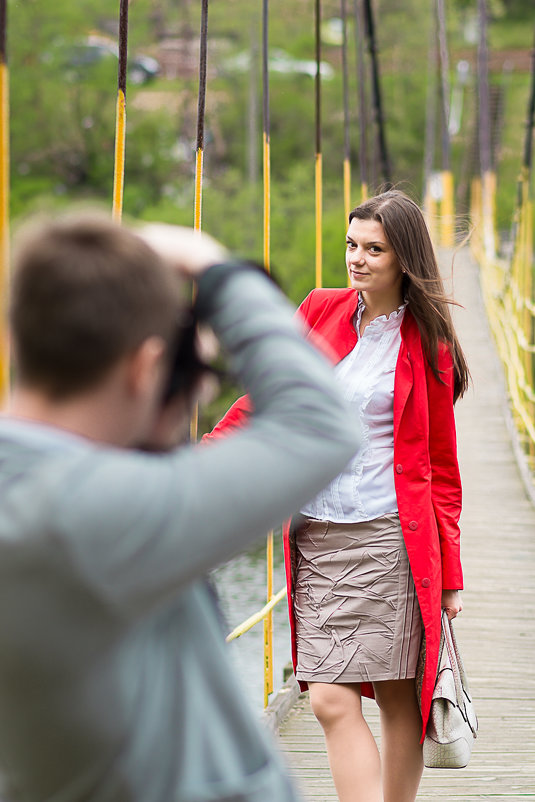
[206,190,469,802]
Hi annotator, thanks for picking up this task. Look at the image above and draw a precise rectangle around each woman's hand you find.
[442,589,463,620]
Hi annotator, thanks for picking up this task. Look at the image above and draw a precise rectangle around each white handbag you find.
[423,610,478,769]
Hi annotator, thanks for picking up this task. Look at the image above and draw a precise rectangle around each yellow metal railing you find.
[225,584,287,708]
[471,172,535,476]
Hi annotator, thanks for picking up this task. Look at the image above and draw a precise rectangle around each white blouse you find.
[301,299,406,524]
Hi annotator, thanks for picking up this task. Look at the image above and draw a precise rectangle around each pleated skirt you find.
[294,514,422,684]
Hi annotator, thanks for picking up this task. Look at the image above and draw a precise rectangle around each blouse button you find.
[421,578,431,588]
[408,520,418,531]
[395,464,403,474]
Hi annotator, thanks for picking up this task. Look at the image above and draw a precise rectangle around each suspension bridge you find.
[1,1,535,800]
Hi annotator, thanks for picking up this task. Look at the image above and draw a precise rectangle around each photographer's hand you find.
[137,224,227,279]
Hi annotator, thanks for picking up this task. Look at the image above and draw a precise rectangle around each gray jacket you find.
[0,264,360,802]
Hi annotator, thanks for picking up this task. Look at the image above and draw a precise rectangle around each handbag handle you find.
[441,610,473,716]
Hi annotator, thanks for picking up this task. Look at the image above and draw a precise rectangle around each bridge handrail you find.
[226,586,286,643]
[470,175,535,479]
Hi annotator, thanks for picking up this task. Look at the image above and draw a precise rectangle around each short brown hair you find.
[11,214,184,398]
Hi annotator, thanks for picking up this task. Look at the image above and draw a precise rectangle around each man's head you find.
[10,214,186,445]
[11,214,183,399]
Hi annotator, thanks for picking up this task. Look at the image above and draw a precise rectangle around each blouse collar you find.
[355,296,408,335]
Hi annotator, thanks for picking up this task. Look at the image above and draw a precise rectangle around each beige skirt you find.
[294,514,422,684]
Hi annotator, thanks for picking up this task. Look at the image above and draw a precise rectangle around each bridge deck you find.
[276,248,535,800]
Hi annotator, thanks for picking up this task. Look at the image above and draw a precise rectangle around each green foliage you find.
[7,0,534,273]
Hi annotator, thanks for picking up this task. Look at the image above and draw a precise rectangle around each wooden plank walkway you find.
[276,247,535,800]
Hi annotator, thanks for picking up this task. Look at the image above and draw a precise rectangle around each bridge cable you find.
[261,0,276,706]
[112,0,129,222]
[477,0,495,258]
[435,0,454,245]
[315,0,323,288]
[363,0,391,187]
[189,0,209,445]
[194,0,209,234]
[341,0,351,225]
[353,0,368,202]
[423,7,439,240]
[0,0,8,404]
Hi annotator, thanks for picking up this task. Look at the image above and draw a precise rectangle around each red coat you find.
[206,288,463,741]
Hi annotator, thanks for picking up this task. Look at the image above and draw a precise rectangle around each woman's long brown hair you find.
[349,190,469,402]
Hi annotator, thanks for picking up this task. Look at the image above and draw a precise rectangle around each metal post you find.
[0,0,9,405]
[315,0,323,288]
[194,0,209,234]
[436,0,454,246]
[517,29,535,462]
[341,0,351,224]
[423,4,438,241]
[112,0,129,222]
[262,0,275,708]
[477,0,495,259]
[189,0,209,446]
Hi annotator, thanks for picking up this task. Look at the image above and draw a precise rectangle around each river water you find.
[212,530,291,711]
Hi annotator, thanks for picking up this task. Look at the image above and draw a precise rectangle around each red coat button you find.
[395,464,403,474]
[409,520,418,530]
[421,578,431,588]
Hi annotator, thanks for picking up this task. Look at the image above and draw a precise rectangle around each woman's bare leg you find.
[308,682,382,802]
[373,678,423,802]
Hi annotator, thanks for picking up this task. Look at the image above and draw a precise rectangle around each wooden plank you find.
[277,248,535,801]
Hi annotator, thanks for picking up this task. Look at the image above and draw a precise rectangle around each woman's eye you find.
[369,246,382,254]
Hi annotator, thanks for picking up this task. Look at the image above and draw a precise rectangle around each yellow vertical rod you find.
[262,131,273,703]
[440,169,454,247]
[194,148,204,233]
[0,35,9,406]
[360,181,368,203]
[481,168,496,260]
[112,0,129,222]
[264,530,274,706]
[262,0,274,708]
[314,0,323,289]
[423,179,438,245]
[316,152,323,289]
[194,0,209,235]
[191,151,203,441]
[112,89,126,222]
[263,132,270,272]
[521,179,533,461]
[191,0,209,445]
[470,176,482,259]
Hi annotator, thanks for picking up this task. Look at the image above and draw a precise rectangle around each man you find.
[0,215,359,802]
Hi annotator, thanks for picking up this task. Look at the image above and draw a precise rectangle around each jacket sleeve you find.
[427,345,464,590]
[201,395,252,442]
[56,267,360,617]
